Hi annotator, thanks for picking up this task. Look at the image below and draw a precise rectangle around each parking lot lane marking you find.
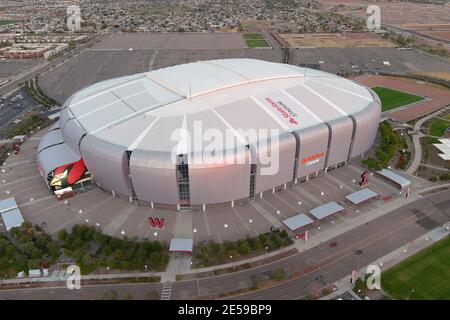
[53,195,116,233]
[285,188,314,208]
[232,207,250,232]
[0,174,41,188]
[202,210,211,236]
[101,204,138,236]
[292,186,322,206]
[250,201,283,228]
[261,198,288,219]
[324,173,354,192]
[27,200,63,217]
[273,193,301,212]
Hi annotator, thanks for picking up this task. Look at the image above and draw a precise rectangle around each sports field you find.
[381,236,450,300]
[0,20,18,26]
[372,87,425,112]
[429,118,450,137]
[243,33,270,48]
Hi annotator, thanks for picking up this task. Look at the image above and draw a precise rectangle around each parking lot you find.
[38,32,283,104]
[0,128,434,246]
[289,47,450,75]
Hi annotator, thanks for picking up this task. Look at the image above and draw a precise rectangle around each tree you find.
[124,293,133,300]
[102,290,118,300]
[237,241,249,256]
[147,291,160,300]
[272,268,286,281]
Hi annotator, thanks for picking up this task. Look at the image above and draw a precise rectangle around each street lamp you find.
[407,289,415,300]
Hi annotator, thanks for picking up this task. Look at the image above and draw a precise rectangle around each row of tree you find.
[362,121,401,170]
[195,229,293,268]
[57,224,170,273]
[0,222,59,278]
[0,223,170,278]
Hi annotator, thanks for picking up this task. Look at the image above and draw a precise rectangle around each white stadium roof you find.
[38,59,377,176]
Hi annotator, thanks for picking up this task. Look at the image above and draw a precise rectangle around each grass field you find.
[381,236,450,300]
[243,33,270,48]
[372,87,425,112]
[429,118,450,137]
[0,20,18,26]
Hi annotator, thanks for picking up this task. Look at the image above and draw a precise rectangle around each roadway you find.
[0,189,448,300]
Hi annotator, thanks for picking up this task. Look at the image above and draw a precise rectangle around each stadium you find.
[37,58,381,209]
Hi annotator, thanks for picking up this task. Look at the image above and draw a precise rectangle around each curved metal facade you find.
[37,59,381,207]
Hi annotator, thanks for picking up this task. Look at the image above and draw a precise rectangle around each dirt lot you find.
[414,72,450,81]
[420,31,450,42]
[401,24,450,31]
[330,1,450,27]
[280,32,395,48]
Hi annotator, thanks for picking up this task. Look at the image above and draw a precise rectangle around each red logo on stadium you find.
[148,217,165,230]
[265,98,298,125]
[301,152,325,165]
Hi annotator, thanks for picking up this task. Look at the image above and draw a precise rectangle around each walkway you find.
[407,105,450,174]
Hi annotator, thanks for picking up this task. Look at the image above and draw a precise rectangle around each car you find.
[329,241,338,248]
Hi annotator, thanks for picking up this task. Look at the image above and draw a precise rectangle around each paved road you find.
[229,190,449,299]
[0,189,448,300]
[0,282,163,300]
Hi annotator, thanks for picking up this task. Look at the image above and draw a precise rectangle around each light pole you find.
[407,289,415,300]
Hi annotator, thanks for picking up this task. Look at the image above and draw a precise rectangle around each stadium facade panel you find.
[37,59,381,208]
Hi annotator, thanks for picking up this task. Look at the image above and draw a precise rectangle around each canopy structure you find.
[309,201,345,220]
[345,188,379,205]
[376,169,411,189]
[0,197,18,213]
[169,238,193,254]
[1,208,24,231]
[433,139,450,161]
[282,213,315,231]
